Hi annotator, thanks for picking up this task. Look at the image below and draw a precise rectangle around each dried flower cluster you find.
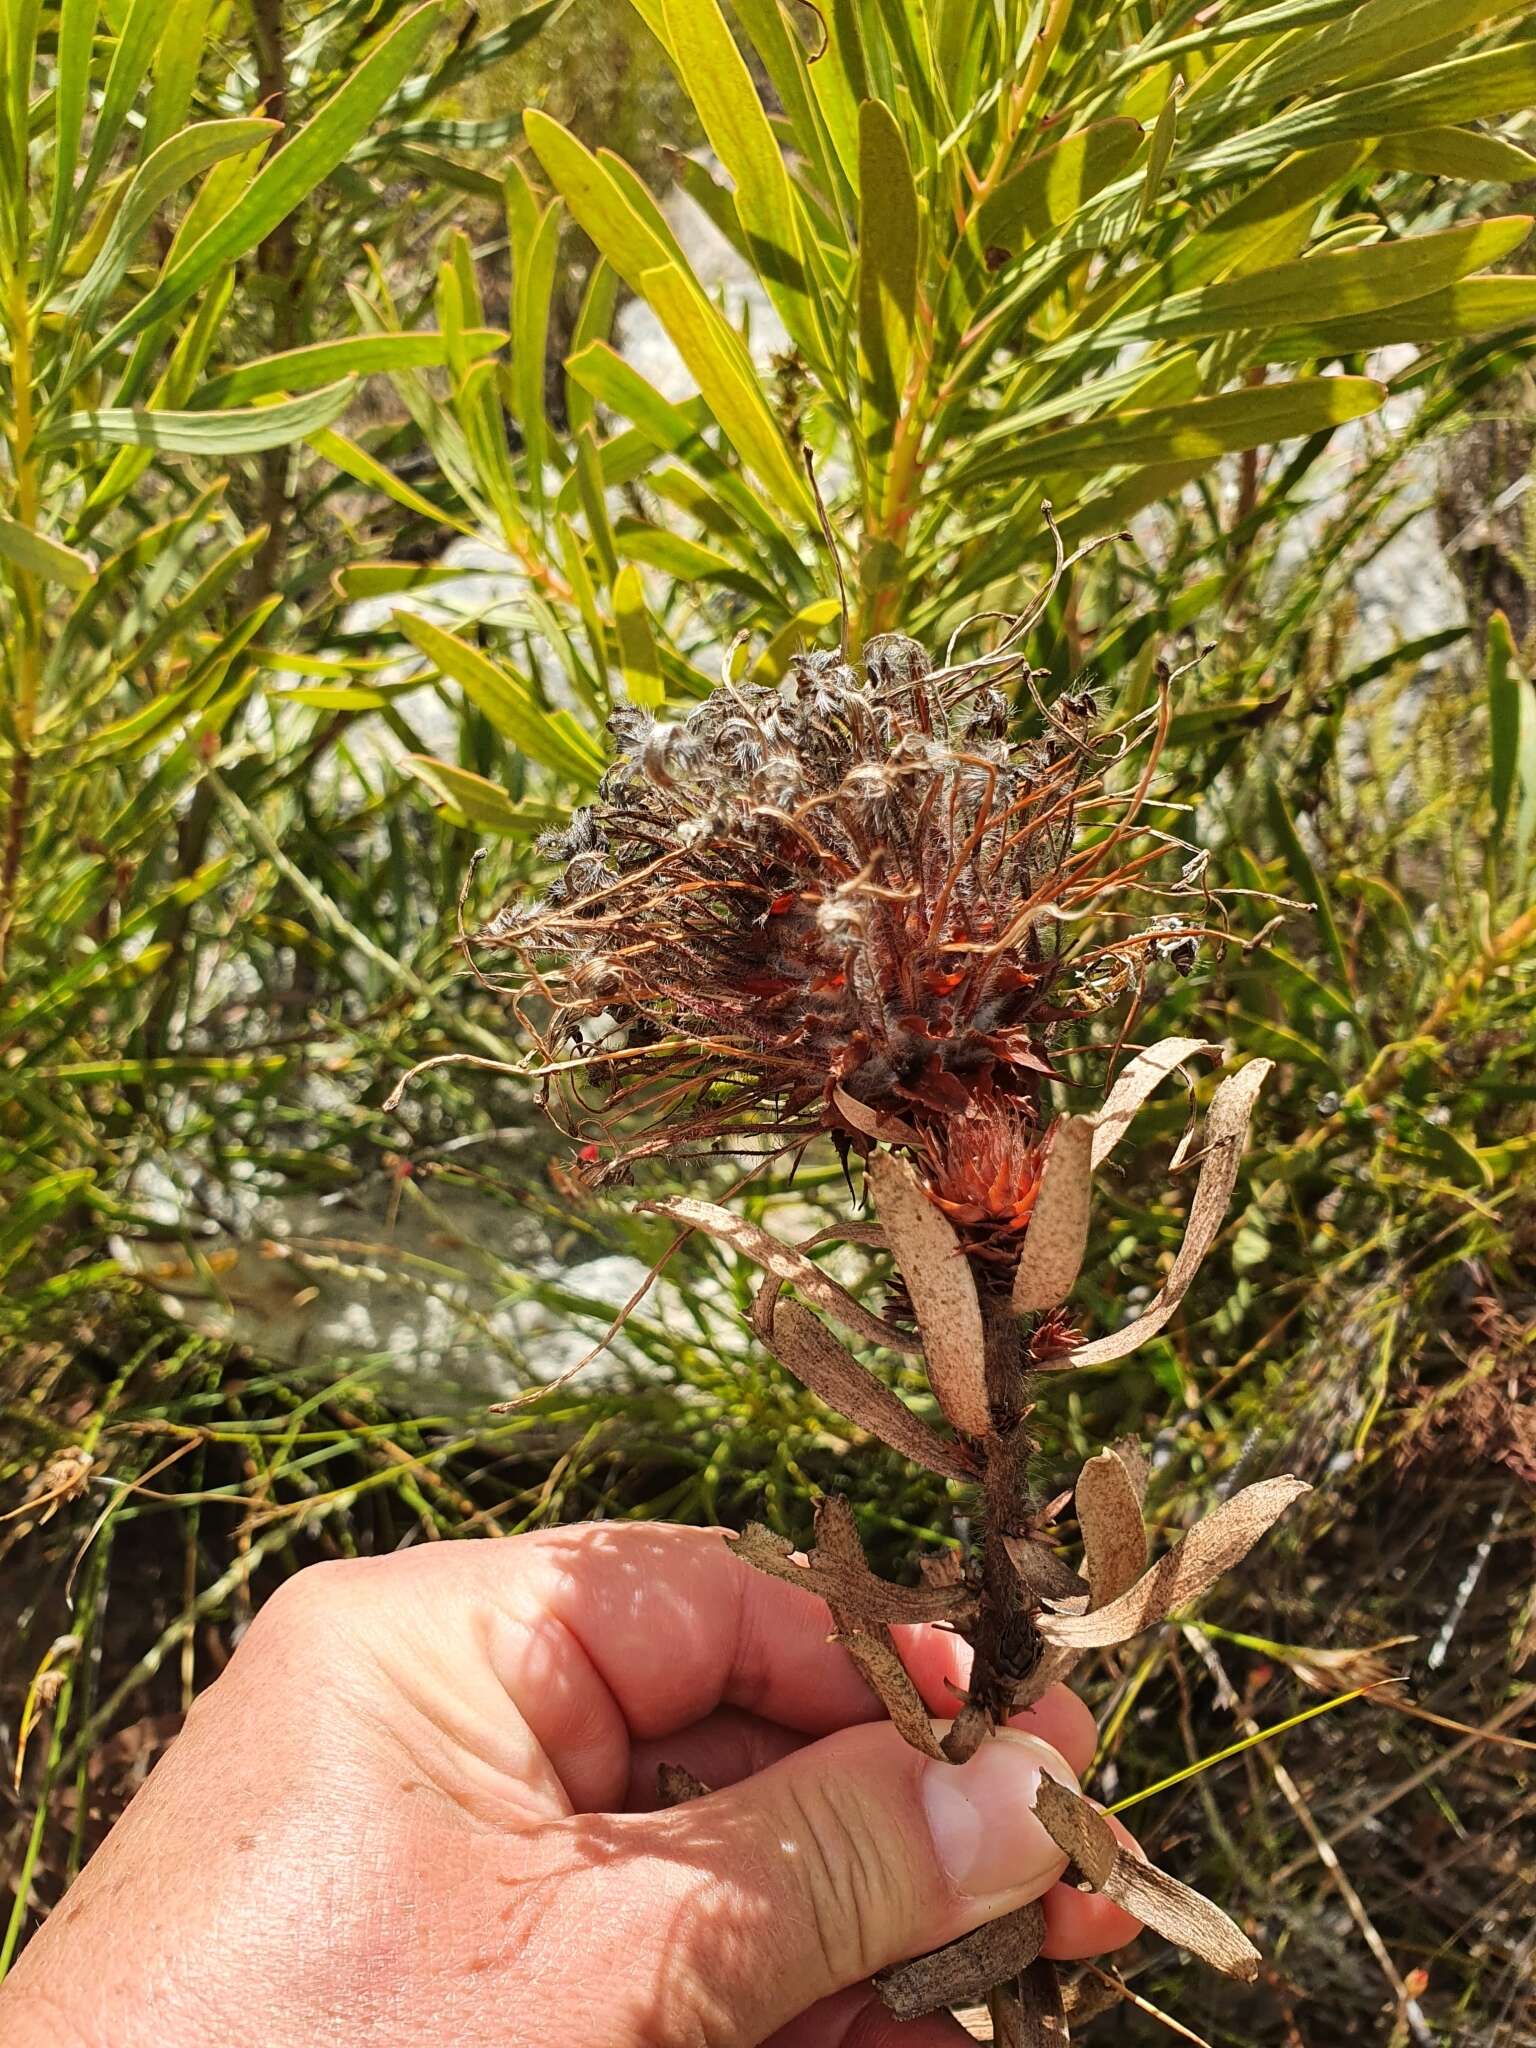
[486,622,1307,2042]
[484,625,1207,1299]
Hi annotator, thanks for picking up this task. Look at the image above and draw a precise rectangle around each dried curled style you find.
[489,626,1307,2039]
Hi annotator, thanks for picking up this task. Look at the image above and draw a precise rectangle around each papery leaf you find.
[732,1509,970,1627]
[1037,1475,1310,1650]
[1070,1058,1274,1367]
[832,1083,921,1145]
[1001,1535,1088,1607]
[994,1959,1068,2047]
[1012,1115,1093,1315]
[643,1195,922,1353]
[1033,1778,1261,1980]
[874,1903,1046,2021]
[1074,1449,1148,1609]
[867,1152,990,1438]
[767,1301,975,1480]
[1093,1037,1217,1167]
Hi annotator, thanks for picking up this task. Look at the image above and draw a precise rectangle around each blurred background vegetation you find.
[1,0,1533,2037]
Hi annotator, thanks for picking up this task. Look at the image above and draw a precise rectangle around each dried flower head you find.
[483,626,1205,1295]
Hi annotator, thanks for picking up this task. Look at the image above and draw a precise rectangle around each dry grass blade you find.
[1011,1115,1094,1315]
[1033,1778,1261,1982]
[641,1195,922,1354]
[867,1152,990,1436]
[1075,1447,1148,1608]
[768,1299,976,1480]
[1070,1058,1273,1367]
[1037,1475,1310,1650]
[873,1903,1046,2020]
[1092,1037,1216,1168]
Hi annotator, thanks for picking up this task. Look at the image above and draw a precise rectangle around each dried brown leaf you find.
[1033,1778,1260,1982]
[867,1151,990,1437]
[769,1299,975,1481]
[1012,1116,1094,1316]
[1110,1436,1150,1504]
[730,1516,969,1627]
[1069,1059,1273,1368]
[995,1958,1069,2046]
[1092,1037,1216,1169]
[1037,1475,1310,1650]
[832,1083,922,1146]
[1075,1449,1148,1609]
[656,1763,710,1806]
[643,1195,921,1354]
[873,1903,1046,2020]
[1002,1534,1089,1607]
[836,1622,946,1759]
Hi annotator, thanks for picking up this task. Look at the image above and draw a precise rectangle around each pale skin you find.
[0,1523,1142,2046]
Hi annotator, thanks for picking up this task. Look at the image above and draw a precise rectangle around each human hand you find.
[0,1522,1142,2046]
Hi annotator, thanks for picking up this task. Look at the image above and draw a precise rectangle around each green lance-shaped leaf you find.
[67,117,279,328]
[964,375,1384,487]
[612,564,666,708]
[1258,276,1536,358]
[1045,215,1531,358]
[75,0,169,217]
[658,0,815,355]
[857,99,919,481]
[84,1,445,371]
[1374,125,1536,184]
[44,0,99,274]
[639,264,815,527]
[976,119,1143,257]
[193,331,503,408]
[1244,0,1534,105]
[393,611,606,784]
[0,517,96,591]
[1488,611,1536,869]
[1191,39,1536,175]
[42,380,358,455]
[524,109,673,298]
[401,758,567,838]
[1138,75,1180,225]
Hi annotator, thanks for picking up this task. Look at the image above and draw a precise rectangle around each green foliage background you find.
[2,0,1534,2036]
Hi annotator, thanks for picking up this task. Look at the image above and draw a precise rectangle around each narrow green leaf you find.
[612,564,666,708]
[966,377,1384,484]
[394,610,605,782]
[402,756,567,836]
[311,426,477,537]
[194,331,501,408]
[1266,777,1351,993]
[44,381,357,455]
[143,0,214,155]
[524,109,672,297]
[44,0,98,273]
[1047,216,1532,356]
[659,0,811,347]
[976,120,1143,256]
[0,516,96,591]
[1260,275,1536,355]
[67,117,279,325]
[1139,78,1180,224]
[86,2,445,369]
[1488,609,1536,868]
[1375,125,1536,184]
[77,0,168,211]
[858,99,919,474]
[640,263,815,526]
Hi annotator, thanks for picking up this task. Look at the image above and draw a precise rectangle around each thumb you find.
[541,1720,1078,2047]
